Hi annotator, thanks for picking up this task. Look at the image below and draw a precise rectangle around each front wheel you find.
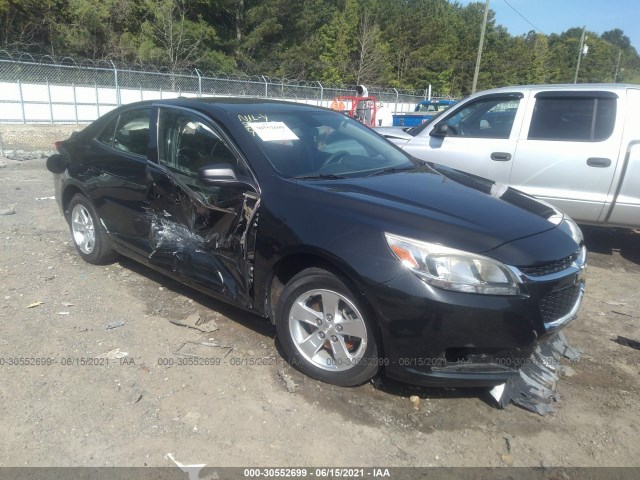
[275,268,381,386]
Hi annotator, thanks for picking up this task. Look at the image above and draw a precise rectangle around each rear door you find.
[90,107,152,255]
[510,90,623,223]
[404,92,526,184]
[605,88,640,227]
[146,106,260,306]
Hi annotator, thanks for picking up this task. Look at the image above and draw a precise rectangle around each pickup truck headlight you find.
[385,233,520,295]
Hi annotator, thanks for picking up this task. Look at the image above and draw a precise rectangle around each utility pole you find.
[574,26,586,84]
[471,0,490,94]
[613,50,622,83]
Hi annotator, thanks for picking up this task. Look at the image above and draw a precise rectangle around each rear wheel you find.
[276,268,381,386]
[68,193,118,265]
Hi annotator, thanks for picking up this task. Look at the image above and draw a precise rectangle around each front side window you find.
[528,96,617,141]
[113,109,151,156]
[438,97,519,139]
[157,108,253,204]
[158,108,245,178]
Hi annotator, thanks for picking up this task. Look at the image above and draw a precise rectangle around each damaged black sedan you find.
[47,98,586,388]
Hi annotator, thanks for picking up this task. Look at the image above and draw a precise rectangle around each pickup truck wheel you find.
[276,268,381,386]
[68,194,118,265]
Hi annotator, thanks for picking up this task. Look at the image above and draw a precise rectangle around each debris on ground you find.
[615,336,640,351]
[174,341,233,359]
[490,332,581,415]
[278,368,297,393]
[169,312,218,333]
[409,395,420,409]
[560,365,576,377]
[26,301,44,308]
[99,348,129,359]
[61,302,74,307]
[106,320,125,330]
[604,300,628,306]
[58,311,70,316]
[500,454,514,465]
[35,196,55,200]
[0,208,16,215]
[165,453,207,480]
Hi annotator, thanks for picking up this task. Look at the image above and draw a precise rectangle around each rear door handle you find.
[587,157,611,168]
[490,152,512,161]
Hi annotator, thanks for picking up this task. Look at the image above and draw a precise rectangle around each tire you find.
[275,268,381,386]
[67,193,118,265]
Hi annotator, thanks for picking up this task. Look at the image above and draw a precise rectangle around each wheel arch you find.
[61,183,88,219]
[265,249,378,331]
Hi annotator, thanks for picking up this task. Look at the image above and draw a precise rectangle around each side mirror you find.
[46,154,69,174]
[197,163,239,183]
[429,123,449,138]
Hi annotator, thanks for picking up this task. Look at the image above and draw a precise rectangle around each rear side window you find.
[528,95,616,141]
[113,109,151,156]
[96,117,117,146]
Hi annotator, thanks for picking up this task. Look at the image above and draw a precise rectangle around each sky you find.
[457,0,640,51]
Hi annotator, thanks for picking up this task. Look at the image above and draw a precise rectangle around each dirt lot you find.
[1,156,639,469]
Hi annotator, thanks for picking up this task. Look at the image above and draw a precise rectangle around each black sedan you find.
[47,98,586,388]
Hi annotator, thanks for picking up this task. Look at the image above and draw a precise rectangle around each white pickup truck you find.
[383,84,640,228]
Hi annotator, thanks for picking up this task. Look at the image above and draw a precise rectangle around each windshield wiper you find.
[294,174,346,180]
[365,165,418,177]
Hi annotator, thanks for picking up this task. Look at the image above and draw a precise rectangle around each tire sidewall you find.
[276,268,381,387]
[67,193,116,265]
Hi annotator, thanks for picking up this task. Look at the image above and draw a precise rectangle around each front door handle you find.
[586,157,611,168]
[490,152,512,161]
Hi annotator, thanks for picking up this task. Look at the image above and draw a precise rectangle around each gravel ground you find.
[1,156,639,469]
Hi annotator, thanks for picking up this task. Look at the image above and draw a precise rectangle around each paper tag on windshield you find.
[247,122,299,142]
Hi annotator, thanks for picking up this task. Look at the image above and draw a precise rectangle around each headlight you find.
[385,233,520,295]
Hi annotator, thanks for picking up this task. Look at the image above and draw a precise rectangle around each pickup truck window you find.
[438,97,519,139]
[528,97,616,142]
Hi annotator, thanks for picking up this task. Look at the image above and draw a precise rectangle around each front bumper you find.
[364,252,585,387]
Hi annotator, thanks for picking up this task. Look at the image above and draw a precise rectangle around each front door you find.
[405,93,525,184]
[146,106,260,306]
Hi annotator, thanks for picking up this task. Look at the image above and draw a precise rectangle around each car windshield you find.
[240,110,417,178]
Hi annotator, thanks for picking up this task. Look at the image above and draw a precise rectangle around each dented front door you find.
[145,107,260,307]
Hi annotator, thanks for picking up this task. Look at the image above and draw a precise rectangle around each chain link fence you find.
[0,51,452,158]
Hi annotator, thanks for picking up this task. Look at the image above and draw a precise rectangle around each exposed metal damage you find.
[146,170,261,307]
[490,332,582,415]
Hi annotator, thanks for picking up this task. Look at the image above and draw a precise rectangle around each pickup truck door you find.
[605,88,640,228]
[510,91,623,224]
[404,92,526,185]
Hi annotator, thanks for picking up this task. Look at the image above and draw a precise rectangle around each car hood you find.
[298,164,571,255]
[374,127,413,146]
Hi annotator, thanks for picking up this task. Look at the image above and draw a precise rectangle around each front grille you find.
[539,285,581,323]
[518,252,578,277]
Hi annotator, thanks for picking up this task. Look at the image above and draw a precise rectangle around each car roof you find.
[417,99,456,104]
[117,96,327,116]
[471,83,639,96]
